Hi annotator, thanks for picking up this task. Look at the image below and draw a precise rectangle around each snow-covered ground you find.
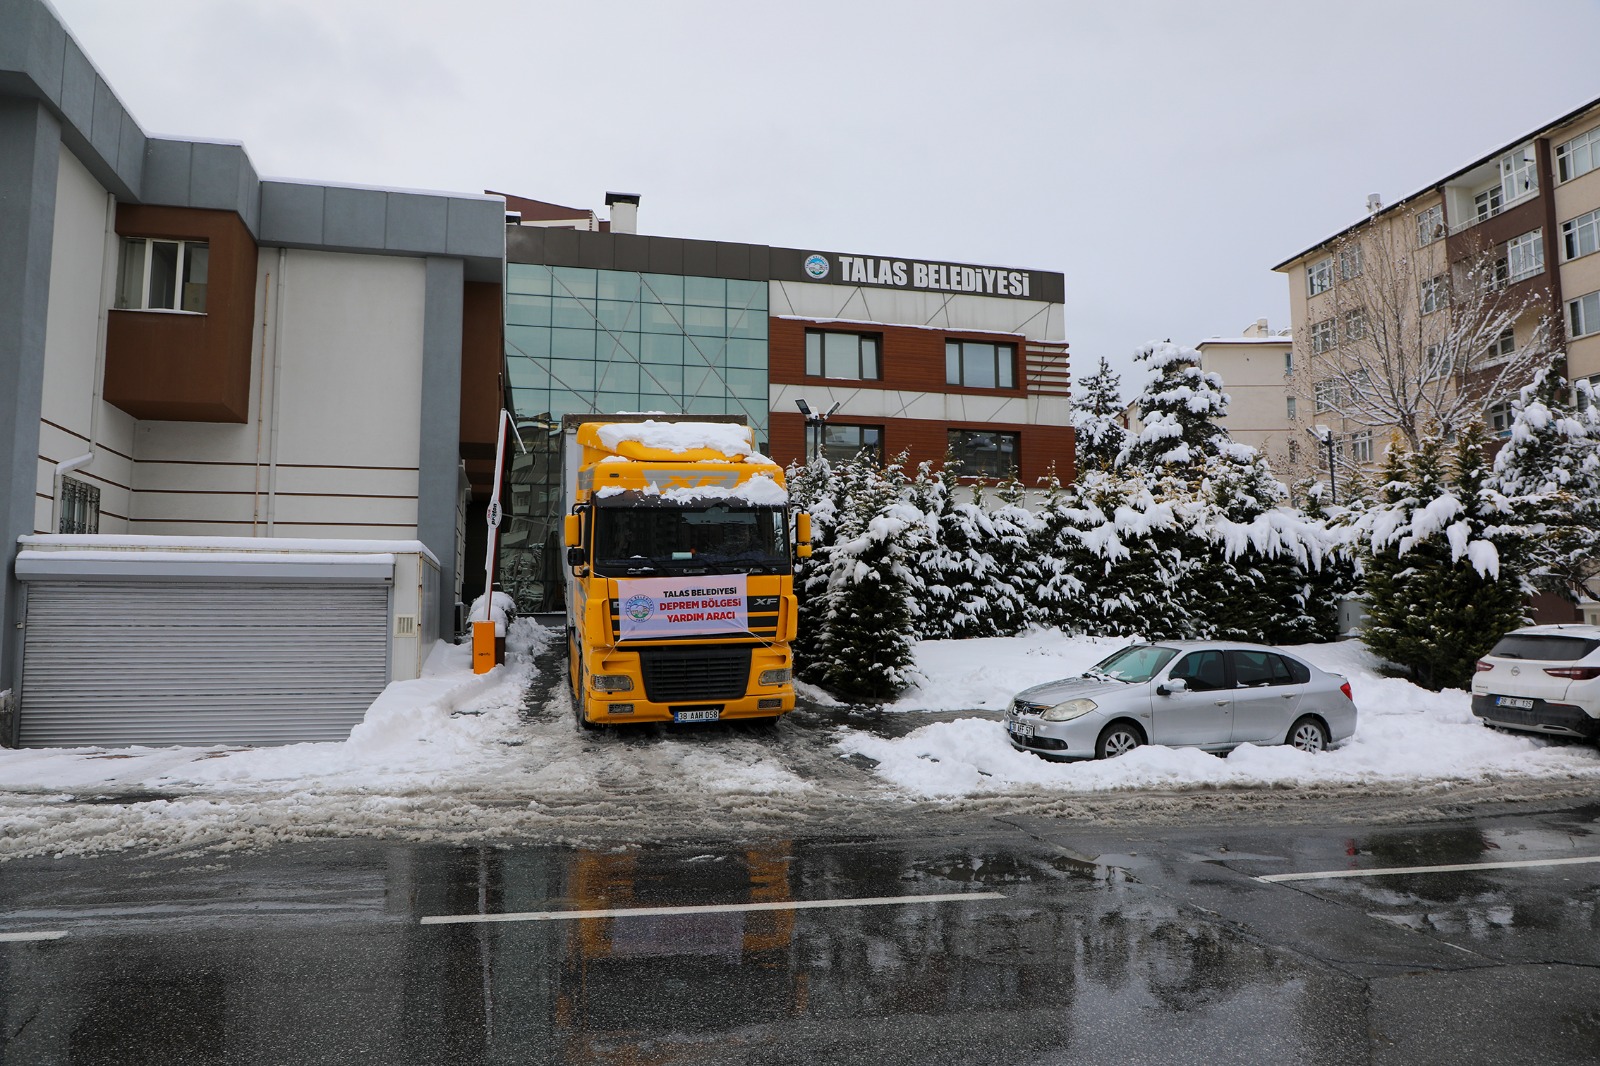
[0,625,1595,858]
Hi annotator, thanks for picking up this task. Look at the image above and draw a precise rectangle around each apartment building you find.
[1274,95,1600,484]
[1194,320,1296,471]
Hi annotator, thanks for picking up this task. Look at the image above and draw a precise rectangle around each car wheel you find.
[1096,722,1144,760]
[1287,715,1329,753]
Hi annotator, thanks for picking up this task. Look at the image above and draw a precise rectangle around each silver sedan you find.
[1005,641,1358,760]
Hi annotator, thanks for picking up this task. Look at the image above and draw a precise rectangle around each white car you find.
[1005,641,1358,760]
[1471,624,1600,743]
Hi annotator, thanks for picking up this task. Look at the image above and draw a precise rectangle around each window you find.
[1507,230,1544,283]
[1421,274,1445,314]
[116,237,209,313]
[1349,431,1374,464]
[945,340,1016,389]
[1169,650,1227,692]
[1314,379,1339,412]
[1339,245,1363,280]
[1474,184,1503,223]
[1286,396,1297,420]
[58,476,99,534]
[1310,318,1335,354]
[1487,401,1514,436]
[1417,205,1445,246]
[1487,328,1515,363]
[1306,257,1333,297]
[1576,374,1600,412]
[805,330,880,380]
[1570,291,1600,338]
[1424,343,1453,380]
[947,428,1019,478]
[807,423,883,464]
[1563,208,1600,260]
[1343,309,1368,342]
[1228,649,1303,688]
[1287,438,1300,463]
[1500,148,1538,201]
[1557,127,1600,182]
[1284,350,1294,375]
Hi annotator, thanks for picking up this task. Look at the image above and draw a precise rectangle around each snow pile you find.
[837,637,1600,798]
[467,590,517,633]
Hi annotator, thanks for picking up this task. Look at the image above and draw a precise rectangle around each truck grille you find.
[638,646,753,703]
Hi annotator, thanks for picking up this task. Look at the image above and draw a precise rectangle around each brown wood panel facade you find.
[104,205,259,422]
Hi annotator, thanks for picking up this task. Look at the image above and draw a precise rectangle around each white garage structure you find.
[12,536,439,748]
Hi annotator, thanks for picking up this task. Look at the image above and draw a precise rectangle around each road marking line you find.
[420,891,1005,926]
[0,931,68,943]
[1257,855,1600,883]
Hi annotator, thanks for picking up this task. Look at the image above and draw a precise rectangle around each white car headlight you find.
[1042,698,1097,722]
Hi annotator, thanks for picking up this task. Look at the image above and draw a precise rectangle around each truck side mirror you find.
[795,512,812,559]
[563,514,581,547]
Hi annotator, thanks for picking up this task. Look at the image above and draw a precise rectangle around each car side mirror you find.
[1157,677,1188,696]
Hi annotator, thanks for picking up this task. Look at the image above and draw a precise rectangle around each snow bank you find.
[838,636,1600,798]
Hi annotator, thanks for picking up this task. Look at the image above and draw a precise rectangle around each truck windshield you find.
[592,504,789,576]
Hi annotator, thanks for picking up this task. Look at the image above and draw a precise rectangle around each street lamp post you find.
[795,398,840,463]
[1307,425,1337,504]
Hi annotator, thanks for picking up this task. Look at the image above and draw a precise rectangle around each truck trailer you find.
[560,415,810,728]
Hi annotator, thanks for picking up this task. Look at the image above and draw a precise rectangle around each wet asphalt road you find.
[2,802,1598,1064]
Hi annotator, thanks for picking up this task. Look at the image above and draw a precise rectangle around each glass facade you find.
[500,264,770,611]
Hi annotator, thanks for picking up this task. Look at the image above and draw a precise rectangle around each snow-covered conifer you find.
[1070,356,1129,472]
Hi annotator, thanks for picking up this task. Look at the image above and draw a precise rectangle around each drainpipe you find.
[55,191,120,533]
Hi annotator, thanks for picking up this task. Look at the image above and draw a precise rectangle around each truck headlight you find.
[759,668,792,686]
[592,674,634,693]
[1042,698,1097,722]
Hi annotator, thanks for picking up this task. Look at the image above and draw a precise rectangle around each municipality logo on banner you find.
[617,574,749,639]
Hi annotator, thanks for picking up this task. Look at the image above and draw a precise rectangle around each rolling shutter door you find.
[18,580,390,747]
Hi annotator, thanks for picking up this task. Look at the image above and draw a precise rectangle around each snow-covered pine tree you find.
[1118,341,1243,473]
[1362,426,1526,690]
[1029,467,1087,630]
[1070,356,1130,473]
[910,465,1011,639]
[985,475,1040,636]
[786,456,841,680]
[1492,369,1600,606]
[804,454,923,699]
[1061,467,1193,639]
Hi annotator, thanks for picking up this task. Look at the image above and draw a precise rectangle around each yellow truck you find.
[560,415,809,729]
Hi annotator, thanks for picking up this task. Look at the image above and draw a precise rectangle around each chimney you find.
[605,192,640,235]
[1366,193,1383,214]
[1252,318,1269,336]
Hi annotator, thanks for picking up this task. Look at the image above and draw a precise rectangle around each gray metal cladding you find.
[18,580,390,748]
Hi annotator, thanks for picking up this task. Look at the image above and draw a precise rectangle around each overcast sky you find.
[50,0,1600,392]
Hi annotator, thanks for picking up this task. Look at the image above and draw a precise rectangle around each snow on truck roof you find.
[594,420,759,458]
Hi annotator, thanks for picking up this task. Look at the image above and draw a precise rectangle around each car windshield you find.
[1089,645,1179,683]
[1488,633,1600,662]
[592,502,789,577]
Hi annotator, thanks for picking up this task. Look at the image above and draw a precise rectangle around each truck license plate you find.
[673,708,721,723]
[1008,720,1036,739]
[1495,696,1535,710]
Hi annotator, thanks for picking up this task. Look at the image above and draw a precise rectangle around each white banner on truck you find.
[618,575,749,639]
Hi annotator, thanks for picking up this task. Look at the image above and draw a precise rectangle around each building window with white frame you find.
[1349,431,1374,465]
[1286,396,1297,420]
[945,339,1016,389]
[116,237,209,313]
[1500,148,1538,202]
[1570,291,1600,338]
[1487,401,1514,437]
[1310,318,1335,354]
[1420,274,1445,314]
[1487,328,1515,363]
[1424,343,1452,380]
[1556,127,1600,183]
[805,329,881,380]
[1343,309,1368,342]
[1417,204,1445,246]
[1506,230,1544,283]
[1314,379,1339,412]
[1306,257,1333,297]
[58,476,100,534]
[1562,208,1600,260]
[1576,374,1600,412]
[1284,349,1294,374]
[1339,245,1363,280]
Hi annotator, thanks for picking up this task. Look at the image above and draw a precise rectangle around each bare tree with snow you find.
[1293,210,1558,459]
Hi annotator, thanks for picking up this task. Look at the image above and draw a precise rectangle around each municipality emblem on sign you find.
[624,595,655,622]
[803,254,830,280]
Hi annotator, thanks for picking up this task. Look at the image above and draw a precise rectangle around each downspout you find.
[53,190,119,533]
[266,247,288,535]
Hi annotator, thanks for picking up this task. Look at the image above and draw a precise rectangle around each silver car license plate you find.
[1008,720,1036,739]
[1495,696,1534,710]
[673,708,721,723]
